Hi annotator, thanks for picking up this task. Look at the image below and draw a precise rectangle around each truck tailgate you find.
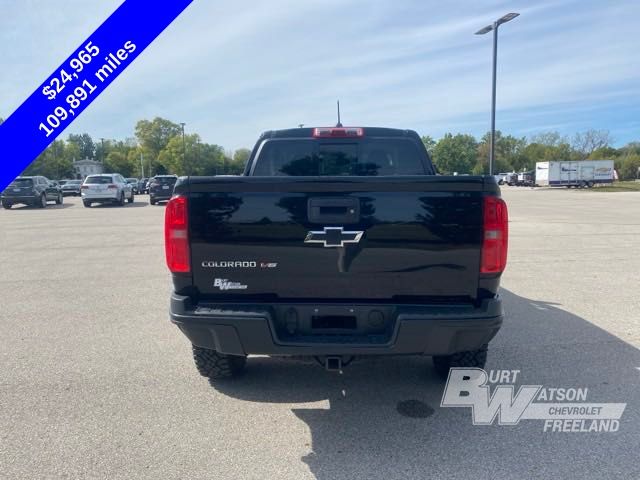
[185,177,489,303]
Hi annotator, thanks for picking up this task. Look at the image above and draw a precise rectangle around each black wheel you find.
[150,198,156,205]
[127,193,134,203]
[55,194,63,205]
[192,345,246,380]
[118,192,125,206]
[38,194,47,208]
[2,202,11,209]
[587,181,594,188]
[83,201,91,208]
[432,344,488,380]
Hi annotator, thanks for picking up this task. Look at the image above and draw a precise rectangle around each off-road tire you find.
[432,344,488,380]
[192,345,247,380]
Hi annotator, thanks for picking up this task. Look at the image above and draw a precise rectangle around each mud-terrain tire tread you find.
[192,345,246,379]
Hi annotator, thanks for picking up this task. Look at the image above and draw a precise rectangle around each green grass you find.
[590,181,640,192]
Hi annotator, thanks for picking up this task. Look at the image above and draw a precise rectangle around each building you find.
[73,158,103,179]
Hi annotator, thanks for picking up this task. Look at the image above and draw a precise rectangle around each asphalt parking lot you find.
[0,189,639,479]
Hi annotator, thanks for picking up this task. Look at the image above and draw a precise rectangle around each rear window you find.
[10,178,34,187]
[84,176,113,184]
[252,138,426,176]
[155,177,177,185]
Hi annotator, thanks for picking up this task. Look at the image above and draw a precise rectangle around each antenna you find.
[336,100,343,127]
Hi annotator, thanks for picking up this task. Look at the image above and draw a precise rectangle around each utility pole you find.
[100,138,106,163]
[180,122,187,175]
[475,13,519,176]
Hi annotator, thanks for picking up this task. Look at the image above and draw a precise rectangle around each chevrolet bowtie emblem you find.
[304,227,364,248]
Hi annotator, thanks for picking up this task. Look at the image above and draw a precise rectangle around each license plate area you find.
[272,304,395,344]
[312,315,357,330]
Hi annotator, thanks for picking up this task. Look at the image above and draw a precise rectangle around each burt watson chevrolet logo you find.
[441,369,626,432]
[304,227,363,248]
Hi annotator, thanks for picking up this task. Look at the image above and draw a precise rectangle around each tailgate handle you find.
[308,197,360,224]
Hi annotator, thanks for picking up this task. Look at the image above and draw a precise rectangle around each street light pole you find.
[475,12,519,176]
[180,123,186,175]
[100,138,106,163]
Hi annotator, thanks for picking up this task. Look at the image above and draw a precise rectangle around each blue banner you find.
[0,0,193,190]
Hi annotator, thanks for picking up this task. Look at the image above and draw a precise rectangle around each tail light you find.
[81,185,89,189]
[312,127,364,138]
[107,184,118,189]
[165,195,190,273]
[480,196,508,274]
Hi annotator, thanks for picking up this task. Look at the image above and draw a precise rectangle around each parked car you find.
[516,171,535,187]
[1,176,63,209]
[138,178,149,193]
[504,172,518,186]
[81,174,134,207]
[61,179,82,196]
[126,178,139,194]
[166,126,508,381]
[149,175,178,205]
[494,173,510,185]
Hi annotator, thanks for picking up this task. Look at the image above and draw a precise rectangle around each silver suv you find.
[81,174,134,208]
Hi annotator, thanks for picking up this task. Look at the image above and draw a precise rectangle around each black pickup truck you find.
[166,127,508,380]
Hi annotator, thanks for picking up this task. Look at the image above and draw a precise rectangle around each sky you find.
[1,0,639,151]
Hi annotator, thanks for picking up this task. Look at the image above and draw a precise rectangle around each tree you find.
[105,151,134,177]
[23,140,73,179]
[619,154,640,180]
[233,148,251,165]
[588,146,619,160]
[530,131,567,147]
[135,118,181,158]
[158,134,199,175]
[156,134,228,176]
[421,136,436,156]
[432,133,477,174]
[67,133,96,159]
[572,129,612,158]
[620,142,640,156]
[474,131,526,174]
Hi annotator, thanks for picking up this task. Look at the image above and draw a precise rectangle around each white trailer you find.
[535,160,615,188]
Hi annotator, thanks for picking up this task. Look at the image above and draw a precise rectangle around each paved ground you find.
[0,189,638,480]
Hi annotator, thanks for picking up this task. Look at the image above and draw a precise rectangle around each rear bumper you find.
[149,191,172,200]
[1,195,38,204]
[170,294,503,356]
[82,191,119,201]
